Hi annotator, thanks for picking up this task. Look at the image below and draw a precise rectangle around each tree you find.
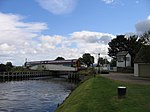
[108,35,129,59]
[0,64,6,72]
[97,57,109,66]
[140,30,150,45]
[108,35,144,67]
[6,62,13,68]
[110,58,116,67]
[5,62,13,71]
[79,53,94,67]
[55,57,65,61]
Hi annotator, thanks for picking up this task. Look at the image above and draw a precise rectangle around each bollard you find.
[117,86,126,99]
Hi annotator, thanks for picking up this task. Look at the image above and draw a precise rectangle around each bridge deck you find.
[30,64,77,72]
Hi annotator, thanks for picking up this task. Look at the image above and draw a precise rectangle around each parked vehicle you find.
[101,67,109,74]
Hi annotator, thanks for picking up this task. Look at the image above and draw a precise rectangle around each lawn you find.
[55,75,150,112]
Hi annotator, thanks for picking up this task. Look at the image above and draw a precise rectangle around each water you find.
[0,77,74,112]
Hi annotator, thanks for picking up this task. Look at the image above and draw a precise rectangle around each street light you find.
[98,53,100,74]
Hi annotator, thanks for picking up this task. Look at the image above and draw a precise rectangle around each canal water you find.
[0,77,75,112]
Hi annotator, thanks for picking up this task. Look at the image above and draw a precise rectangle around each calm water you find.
[0,77,74,112]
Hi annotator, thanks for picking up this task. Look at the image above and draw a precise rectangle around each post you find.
[117,86,127,98]
[98,53,100,74]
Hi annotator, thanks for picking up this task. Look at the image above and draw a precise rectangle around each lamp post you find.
[98,53,100,74]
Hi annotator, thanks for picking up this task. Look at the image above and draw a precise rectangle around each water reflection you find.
[0,77,74,112]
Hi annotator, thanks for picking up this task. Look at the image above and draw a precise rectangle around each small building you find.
[116,51,131,68]
[134,45,150,77]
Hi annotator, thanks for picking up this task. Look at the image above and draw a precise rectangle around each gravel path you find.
[100,72,150,85]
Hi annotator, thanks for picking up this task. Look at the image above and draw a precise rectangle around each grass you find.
[55,75,150,112]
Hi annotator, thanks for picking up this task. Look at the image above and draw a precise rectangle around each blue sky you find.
[0,0,150,65]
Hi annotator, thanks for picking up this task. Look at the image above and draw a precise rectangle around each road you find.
[100,72,150,85]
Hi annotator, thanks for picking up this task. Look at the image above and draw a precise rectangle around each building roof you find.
[134,45,150,63]
[116,51,129,56]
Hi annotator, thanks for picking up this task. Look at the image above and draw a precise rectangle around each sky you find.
[0,0,150,65]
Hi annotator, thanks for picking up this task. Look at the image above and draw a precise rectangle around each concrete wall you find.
[134,63,150,77]
[139,64,150,77]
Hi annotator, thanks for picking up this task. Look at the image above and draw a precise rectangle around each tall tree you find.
[108,35,128,59]
[108,35,144,67]
[79,53,94,67]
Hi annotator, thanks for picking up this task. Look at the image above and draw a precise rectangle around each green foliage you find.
[78,68,95,76]
[0,64,7,72]
[140,30,150,45]
[56,76,150,112]
[55,57,65,61]
[98,57,109,66]
[11,66,30,72]
[110,58,116,67]
[0,62,14,72]
[108,35,144,66]
[108,35,128,59]
[134,45,150,63]
[79,53,94,67]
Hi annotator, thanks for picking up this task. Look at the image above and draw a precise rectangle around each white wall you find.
[126,53,131,67]
[117,53,131,67]
[117,60,125,67]
[134,64,139,77]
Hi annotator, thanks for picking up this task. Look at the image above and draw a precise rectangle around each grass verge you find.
[55,75,150,112]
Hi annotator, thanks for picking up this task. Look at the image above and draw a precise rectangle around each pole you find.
[98,53,100,74]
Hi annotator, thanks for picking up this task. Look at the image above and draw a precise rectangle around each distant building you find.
[116,51,131,68]
[134,45,150,77]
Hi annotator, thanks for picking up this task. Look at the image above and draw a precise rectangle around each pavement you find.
[100,72,150,85]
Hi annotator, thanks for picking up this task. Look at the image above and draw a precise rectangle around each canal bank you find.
[55,75,150,112]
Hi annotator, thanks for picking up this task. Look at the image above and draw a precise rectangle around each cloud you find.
[70,31,115,44]
[38,35,62,49]
[0,12,48,65]
[135,16,150,34]
[0,12,114,65]
[148,15,150,20]
[101,0,114,4]
[36,0,76,15]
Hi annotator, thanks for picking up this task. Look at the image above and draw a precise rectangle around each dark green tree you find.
[55,57,65,61]
[110,58,116,67]
[0,64,6,72]
[5,62,13,71]
[108,35,129,59]
[140,30,150,45]
[108,35,144,67]
[79,53,94,67]
[97,57,109,66]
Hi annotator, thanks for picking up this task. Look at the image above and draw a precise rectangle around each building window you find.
[117,57,124,62]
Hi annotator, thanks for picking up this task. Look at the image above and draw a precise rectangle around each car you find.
[101,67,109,74]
